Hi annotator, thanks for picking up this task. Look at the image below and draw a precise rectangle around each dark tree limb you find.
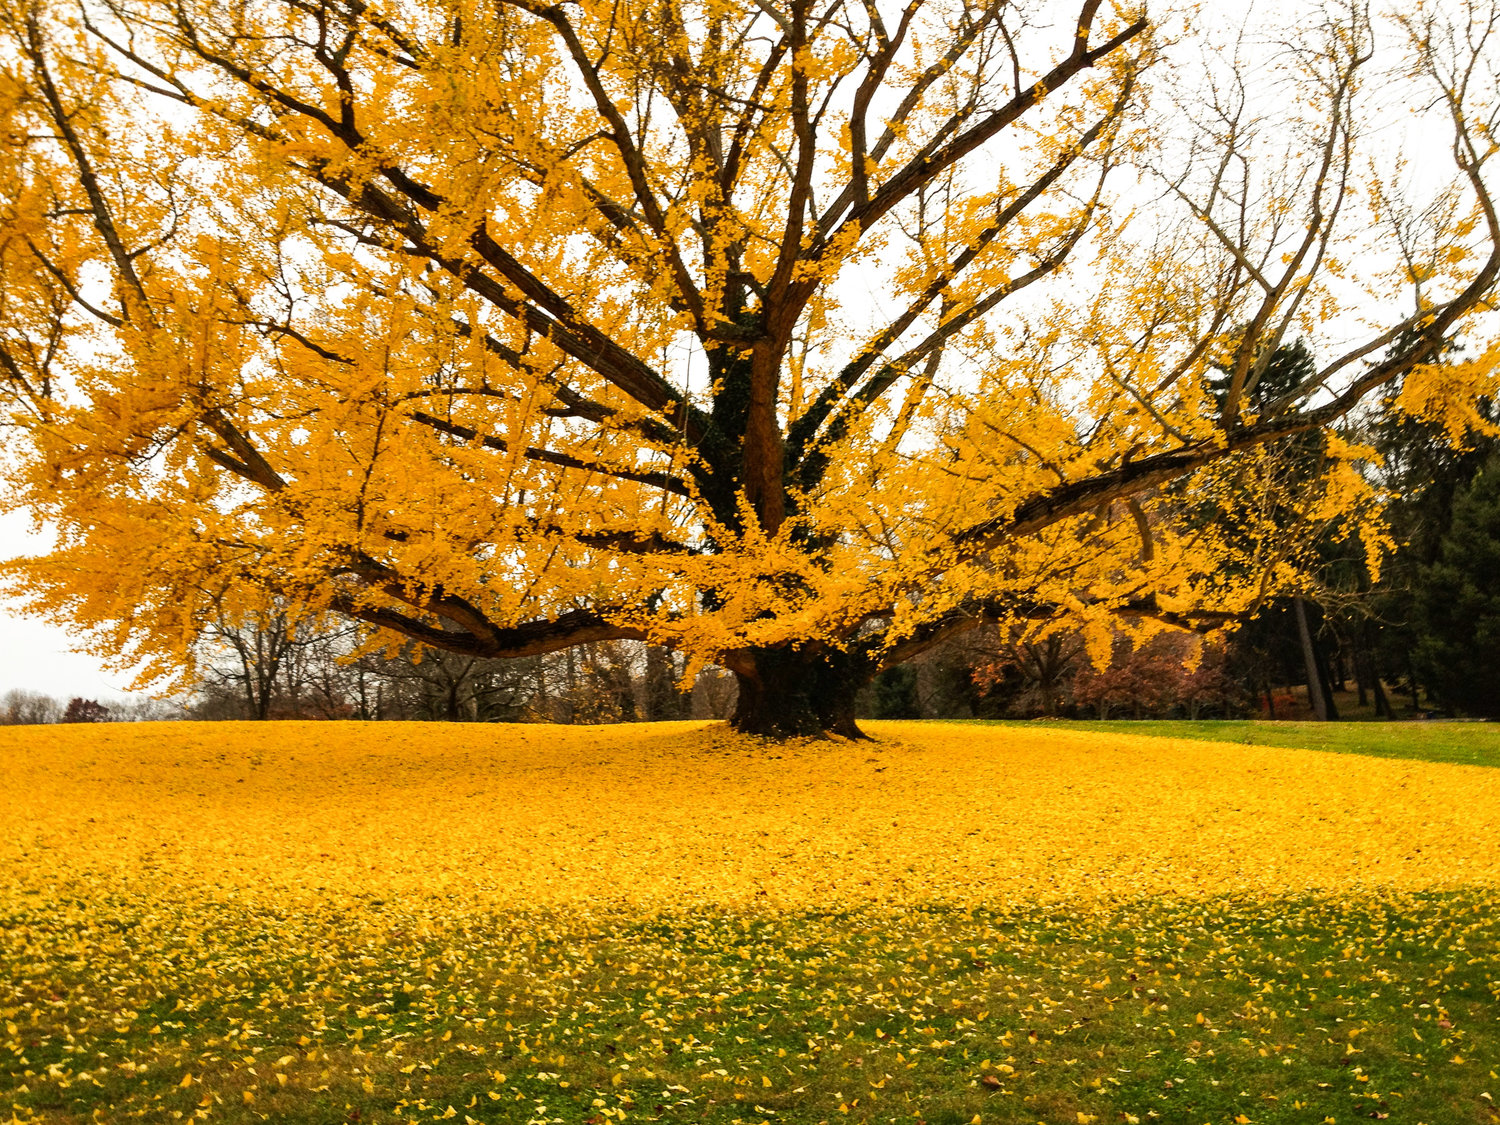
[326,594,646,659]
[407,409,694,497]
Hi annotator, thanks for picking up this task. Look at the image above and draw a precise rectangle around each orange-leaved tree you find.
[2,0,1499,736]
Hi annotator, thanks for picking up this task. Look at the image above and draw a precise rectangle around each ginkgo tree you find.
[2,0,1499,736]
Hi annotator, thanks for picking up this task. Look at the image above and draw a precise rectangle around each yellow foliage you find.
[0,1,1498,737]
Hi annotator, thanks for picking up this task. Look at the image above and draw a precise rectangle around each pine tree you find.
[1412,456,1500,717]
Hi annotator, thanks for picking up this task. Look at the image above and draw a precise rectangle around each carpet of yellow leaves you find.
[4,720,1497,913]
[4,721,1500,1125]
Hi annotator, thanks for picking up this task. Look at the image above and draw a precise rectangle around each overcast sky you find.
[0,511,151,702]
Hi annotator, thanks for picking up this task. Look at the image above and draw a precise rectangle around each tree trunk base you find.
[729,646,873,740]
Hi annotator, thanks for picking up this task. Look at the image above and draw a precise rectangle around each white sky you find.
[0,511,150,702]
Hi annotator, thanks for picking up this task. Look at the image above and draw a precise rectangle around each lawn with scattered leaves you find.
[2,720,1497,1125]
[984,720,1500,769]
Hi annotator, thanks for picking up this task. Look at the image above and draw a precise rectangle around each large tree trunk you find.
[729,646,874,739]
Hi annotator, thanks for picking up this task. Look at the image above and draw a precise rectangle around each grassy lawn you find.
[985,719,1500,769]
[3,720,1498,1124]
[5,892,1498,1125]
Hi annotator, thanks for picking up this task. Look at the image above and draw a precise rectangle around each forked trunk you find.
[729,646,873,739]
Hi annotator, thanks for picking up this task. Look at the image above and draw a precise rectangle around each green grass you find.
[981,719,1500,768]
[5,890,1499,1124]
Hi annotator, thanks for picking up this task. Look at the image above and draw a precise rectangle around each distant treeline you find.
[0,641,737,725]
[1,690,181,725]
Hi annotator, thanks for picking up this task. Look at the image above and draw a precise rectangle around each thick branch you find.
[867,592,1242,671]
[812,6,1146,273]
[407,409,693,497]
[496,0,709,334]
[788,91,1126,469]
[24,13,151,319]
[326,596,646,659]
[950,310,1496,563]
[106,11,715,457]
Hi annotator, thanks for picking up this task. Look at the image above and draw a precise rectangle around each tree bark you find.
[643,645,685,720]
[1359,621,1392,719]
[1371,668,1392,719]
[1294,596,1338,721]
[1314,636,1342,722]
[729,646,874,739]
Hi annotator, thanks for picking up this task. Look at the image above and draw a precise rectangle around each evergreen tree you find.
[1410,457,1500,717]
[1367,343,1496,713]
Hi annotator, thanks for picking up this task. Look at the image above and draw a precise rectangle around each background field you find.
[2,721,1498,1125]
[987,720,1500,769]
